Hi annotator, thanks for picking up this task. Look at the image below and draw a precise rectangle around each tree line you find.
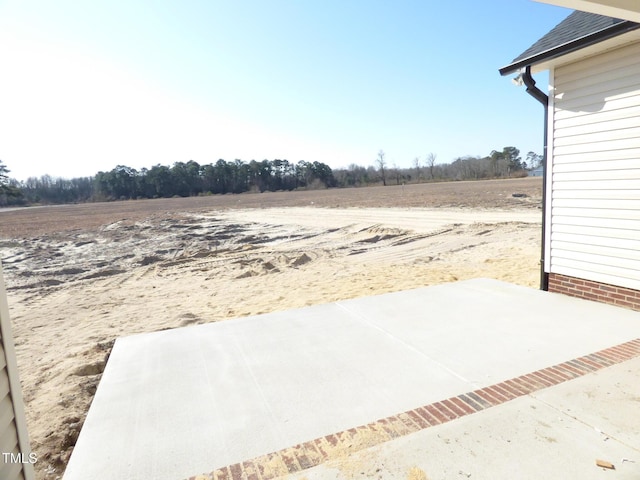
[0,147,541,206]
[333,147,541,187]
[0,159,336,205]
[92,159,336,201]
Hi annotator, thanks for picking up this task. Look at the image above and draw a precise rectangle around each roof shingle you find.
[512,11,625,63]
[499,10,639,75]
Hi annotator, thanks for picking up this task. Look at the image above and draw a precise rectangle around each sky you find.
[0,0,571,181]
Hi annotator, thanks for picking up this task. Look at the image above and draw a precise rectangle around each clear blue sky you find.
[0,0,571,181]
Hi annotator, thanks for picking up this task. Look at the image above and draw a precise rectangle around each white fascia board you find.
[534,0,640,22]
[529,29,640,73]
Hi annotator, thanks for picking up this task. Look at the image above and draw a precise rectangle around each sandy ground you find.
[0,178,543,479]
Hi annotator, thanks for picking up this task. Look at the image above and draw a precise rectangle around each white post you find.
[0,261,35,480]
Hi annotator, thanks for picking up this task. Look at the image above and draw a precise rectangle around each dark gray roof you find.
[499,10,639,75]
[513,11,624,63]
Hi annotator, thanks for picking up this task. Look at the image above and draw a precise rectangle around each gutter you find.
[522,66,550,291]
[499,20,640,76]
[500,13,640,290]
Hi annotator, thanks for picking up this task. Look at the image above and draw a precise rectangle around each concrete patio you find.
[62,279,640,480]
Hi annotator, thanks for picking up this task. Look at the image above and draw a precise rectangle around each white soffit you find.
[534,0,640,23]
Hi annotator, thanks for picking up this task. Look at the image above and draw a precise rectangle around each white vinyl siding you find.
[550,41,640,291]
[0,263,33,480]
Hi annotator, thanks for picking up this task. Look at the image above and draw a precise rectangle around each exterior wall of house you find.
[0,263,33,480]
[547,40,640,306]
[548,272,640,310]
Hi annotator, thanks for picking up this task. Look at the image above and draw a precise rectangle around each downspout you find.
[522,66,549,291]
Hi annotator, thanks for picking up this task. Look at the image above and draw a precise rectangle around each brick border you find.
[185,338,640,480]
[548,273,640,312]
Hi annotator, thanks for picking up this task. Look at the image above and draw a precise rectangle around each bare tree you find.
[412,157,421,183]
[426,153,437,180]
[526,151,543,169]
[392,162,402,185]
[376,150,387,186]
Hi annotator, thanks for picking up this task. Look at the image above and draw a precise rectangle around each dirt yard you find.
[0,177,542,479]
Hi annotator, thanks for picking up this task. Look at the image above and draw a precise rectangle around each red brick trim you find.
[548,273,640,311]
[185,338,640,480]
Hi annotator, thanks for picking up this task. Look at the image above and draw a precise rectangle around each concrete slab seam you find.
[183,337,640,480]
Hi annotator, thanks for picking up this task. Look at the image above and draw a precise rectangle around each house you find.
[500,4,640,311]
[529,166,545,177]
[0,262,34,480]
[534,0,640,23]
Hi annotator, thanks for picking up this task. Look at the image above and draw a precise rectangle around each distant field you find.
[0,177,541,238]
